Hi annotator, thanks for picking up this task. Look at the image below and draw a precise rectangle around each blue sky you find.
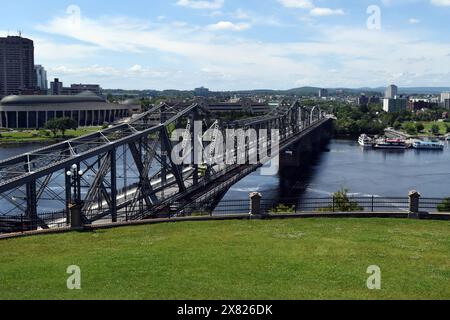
[1,0,450,90]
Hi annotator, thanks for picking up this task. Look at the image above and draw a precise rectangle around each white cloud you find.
[176,0,224,10]
[309,7,345,16]
[431,0,450,6]
[277,0,313,9]
[206,21,251,31]
[409,18,420,24]
[278,0,344,17]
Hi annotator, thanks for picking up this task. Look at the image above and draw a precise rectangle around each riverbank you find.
[0,127,103,145]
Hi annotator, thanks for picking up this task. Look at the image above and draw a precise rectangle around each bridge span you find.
[0,100,334,232]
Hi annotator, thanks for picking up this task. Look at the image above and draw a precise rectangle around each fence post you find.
[332,196,335,212]
[69,202,83,230]
[249,192,262,216]
[408,190,421,219]
[372,196,374,212]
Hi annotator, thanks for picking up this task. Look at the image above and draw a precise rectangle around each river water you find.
[1,139,450,209]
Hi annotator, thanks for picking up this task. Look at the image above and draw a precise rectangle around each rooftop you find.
[0,95,106,106]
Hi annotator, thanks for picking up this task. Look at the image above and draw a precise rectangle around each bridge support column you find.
[250,192,262,216]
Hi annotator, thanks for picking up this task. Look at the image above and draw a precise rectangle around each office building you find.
[383,98,407,113]
[35,65,48,91]
[50,78,102,96]
[0,36,37,97]
[194,87,210,97]
[358,94,369,106]
[385,84,398,99]
[318,88,328,98]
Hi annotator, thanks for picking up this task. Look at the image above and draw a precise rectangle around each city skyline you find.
[1,0,450,90]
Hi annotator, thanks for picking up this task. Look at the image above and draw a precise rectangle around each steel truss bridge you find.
[0,100,331,231]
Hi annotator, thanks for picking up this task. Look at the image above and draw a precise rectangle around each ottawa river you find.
[1,139,450,206]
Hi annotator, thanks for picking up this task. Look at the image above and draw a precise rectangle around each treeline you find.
[331,102,449,136]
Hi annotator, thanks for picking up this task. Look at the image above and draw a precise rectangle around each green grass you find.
[402,121,449,136]
[0,218,449,300]
[0,127,103,143]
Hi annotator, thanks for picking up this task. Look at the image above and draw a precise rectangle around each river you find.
[1,139,450,209]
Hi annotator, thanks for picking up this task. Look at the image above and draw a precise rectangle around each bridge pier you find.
[280,119,333,168]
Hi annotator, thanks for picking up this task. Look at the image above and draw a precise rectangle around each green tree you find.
[430,124,440,136]
[416,122,425,133]
[44,118,60,137]
[446,124,450,134]
[404,122,417,135]
[437,198,450,212]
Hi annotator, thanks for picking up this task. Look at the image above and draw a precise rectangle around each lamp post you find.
[66,164,84,229]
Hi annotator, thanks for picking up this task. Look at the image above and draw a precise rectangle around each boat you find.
[358,134,373,147]
[374,138,408,150]
[413,141,444,150]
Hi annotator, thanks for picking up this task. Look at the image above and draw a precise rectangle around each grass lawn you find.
[402,121,450,136]
[0,218,449,300]
[0,127,103,143]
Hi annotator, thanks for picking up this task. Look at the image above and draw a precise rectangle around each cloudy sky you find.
[1,0,450,90]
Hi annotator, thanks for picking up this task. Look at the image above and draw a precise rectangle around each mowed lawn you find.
[0,219,449,300]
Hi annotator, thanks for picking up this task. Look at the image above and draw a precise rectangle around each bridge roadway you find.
[0,100,333,230]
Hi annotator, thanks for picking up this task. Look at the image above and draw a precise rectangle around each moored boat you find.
[358,134,373,147]
[413,140,444,150]
[374,138,408,150]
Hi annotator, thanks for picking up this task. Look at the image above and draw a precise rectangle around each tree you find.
[404,122,417,136]
[416,122,425,133]
[431,124,440,136]
[44,118,60,137]
[437,198,450,212]
[44,118,78,137]
[446,124,450,134]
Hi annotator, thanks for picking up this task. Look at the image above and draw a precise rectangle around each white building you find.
[34,65,48,91]
[383,98,407,113]
[385,84,398,99]
[441,92,450,102]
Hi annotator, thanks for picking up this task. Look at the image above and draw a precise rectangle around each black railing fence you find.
[1,194,449,235]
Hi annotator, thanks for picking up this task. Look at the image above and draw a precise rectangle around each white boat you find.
[358,134,373,147]
[413,141,444,150]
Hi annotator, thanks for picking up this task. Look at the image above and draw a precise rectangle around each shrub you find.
[437,198,450,212]
[270,204,296,214]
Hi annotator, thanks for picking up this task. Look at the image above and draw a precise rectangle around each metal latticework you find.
[0,100,330,232]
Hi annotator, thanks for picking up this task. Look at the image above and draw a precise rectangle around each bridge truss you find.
[0,100,328,231]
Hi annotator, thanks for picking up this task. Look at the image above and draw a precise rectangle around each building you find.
[0,36,37,97]
[194,87,210,97]
[357,94,369,106]
[0,94,141,129]
[408,99,438,112]
[383,98,407,113]
[444,99,450,110]
[385,84,398,99]
[318,88,328,98]
[34,65,48,91]
[440,92,450,103]
[50,78,102,96]
[202,98,270,114]
[369,96,381,104]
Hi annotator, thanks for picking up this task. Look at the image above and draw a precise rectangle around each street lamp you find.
[66,164,84,229]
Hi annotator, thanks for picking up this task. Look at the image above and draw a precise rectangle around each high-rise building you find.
[194,87,210,97]
[385,84,398,99]
[0,36,37,97]
[50,78,63,95]
[440,92,450,103]
[383,98,407,113]
[35,65,48,91]
[319,88,328,98]
[358,94,369,106]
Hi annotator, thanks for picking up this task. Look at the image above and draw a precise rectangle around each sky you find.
[1,0,450,90]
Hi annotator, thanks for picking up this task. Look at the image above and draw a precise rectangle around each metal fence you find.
[1,195,449,235]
